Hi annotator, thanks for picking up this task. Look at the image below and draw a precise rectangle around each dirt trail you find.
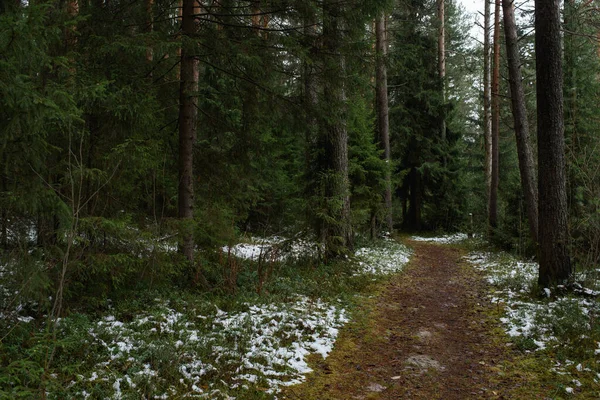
[284,240,518,399]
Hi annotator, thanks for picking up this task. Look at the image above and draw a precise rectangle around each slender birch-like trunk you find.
[376,12,393,233]
[489,0,501,232]
[502,0,539,244]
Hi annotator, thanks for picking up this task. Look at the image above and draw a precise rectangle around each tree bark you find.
[375,12,393,233]
[1,158,7,249]
[322,0,352,257]
[535,0,572,286]
[489,0,501,232]
[175,0,183,81]
[66,0,78,48]
[438,0,446,142]
[304,3,318,206]
[178,0,199,263]
[483,0,493,220]
[146,0,154,63]
[502,0,539,245]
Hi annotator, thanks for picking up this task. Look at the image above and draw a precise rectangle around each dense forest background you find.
[2,0,600,397]
[2,0,600,298]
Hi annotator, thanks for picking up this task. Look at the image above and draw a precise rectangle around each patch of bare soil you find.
[283,240,536,399]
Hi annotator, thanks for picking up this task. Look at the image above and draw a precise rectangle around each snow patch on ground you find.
[354,237,412,276]
[67,296,348,399]
[224,235,412,278]
[4,235,413,399]
[411,233,469,244]
[223,236,320,262]
[465,251,600,392]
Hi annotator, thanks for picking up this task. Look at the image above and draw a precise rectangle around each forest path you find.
[283,240,519,399]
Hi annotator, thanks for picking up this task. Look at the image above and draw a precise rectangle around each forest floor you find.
[282,240,557,399]
[3,234,600,398]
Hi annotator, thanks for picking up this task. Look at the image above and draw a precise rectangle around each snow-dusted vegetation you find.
[222,236,320,262]
[61,297,347,399]
[0,235,412,399]
[354,237,412,275]
[466,252,600,394]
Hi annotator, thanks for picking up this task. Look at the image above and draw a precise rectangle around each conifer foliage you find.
[2,0,598,332]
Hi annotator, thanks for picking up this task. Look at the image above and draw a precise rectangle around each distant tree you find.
[535,0,572,286]
[483,0,492,218]
[178,0,199,262]
[437,0,446,143]
[489,0,501,233]
[375,11,393,233]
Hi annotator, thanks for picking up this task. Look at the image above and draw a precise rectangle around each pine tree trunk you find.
[502,0,539,245]
[535,0,572,286]
[304,3,318,215]
[322,0,352,257]
[178,0,199,263]
[146,0,154,65]
[489,0,501,232]
[483,0,493,219]
[375,12,393,233]
[175,0,183,81]
[438,0,446,142]
[1,161,7,249]
[66,0,78,48]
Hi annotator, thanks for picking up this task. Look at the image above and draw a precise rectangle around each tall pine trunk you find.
[178,0,199,263]
[483,0,492,219]
[322,0,352,257]
[375,12,393,233]
[502,0,539,245]
[1,159,7,249]
[489,0,501,233]
[535,0,572,286]
[304,3,319,224]
[438,0,446,142]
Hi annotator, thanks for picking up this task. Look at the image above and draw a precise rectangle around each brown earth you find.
[282,240,553,400]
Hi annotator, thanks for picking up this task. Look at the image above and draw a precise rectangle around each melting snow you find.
[354,237,412,276]
[4,235,413,399]
[465,251,600,393]
[223,236,320,262]
[411,233,469,244]
[65,296,349,398]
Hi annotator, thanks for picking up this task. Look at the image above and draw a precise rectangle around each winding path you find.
[283,240,517,399]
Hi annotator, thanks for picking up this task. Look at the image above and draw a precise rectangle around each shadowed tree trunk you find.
[178,0,199,263]
[146,0,154,66]
[322,0,352,257]
[502,0,539,245]
[375,12,393,233]
[535,0,572,286]
[407,167,422,231]
[483,0,492,220]
[1,157,7,248]
[489,0,501,233]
